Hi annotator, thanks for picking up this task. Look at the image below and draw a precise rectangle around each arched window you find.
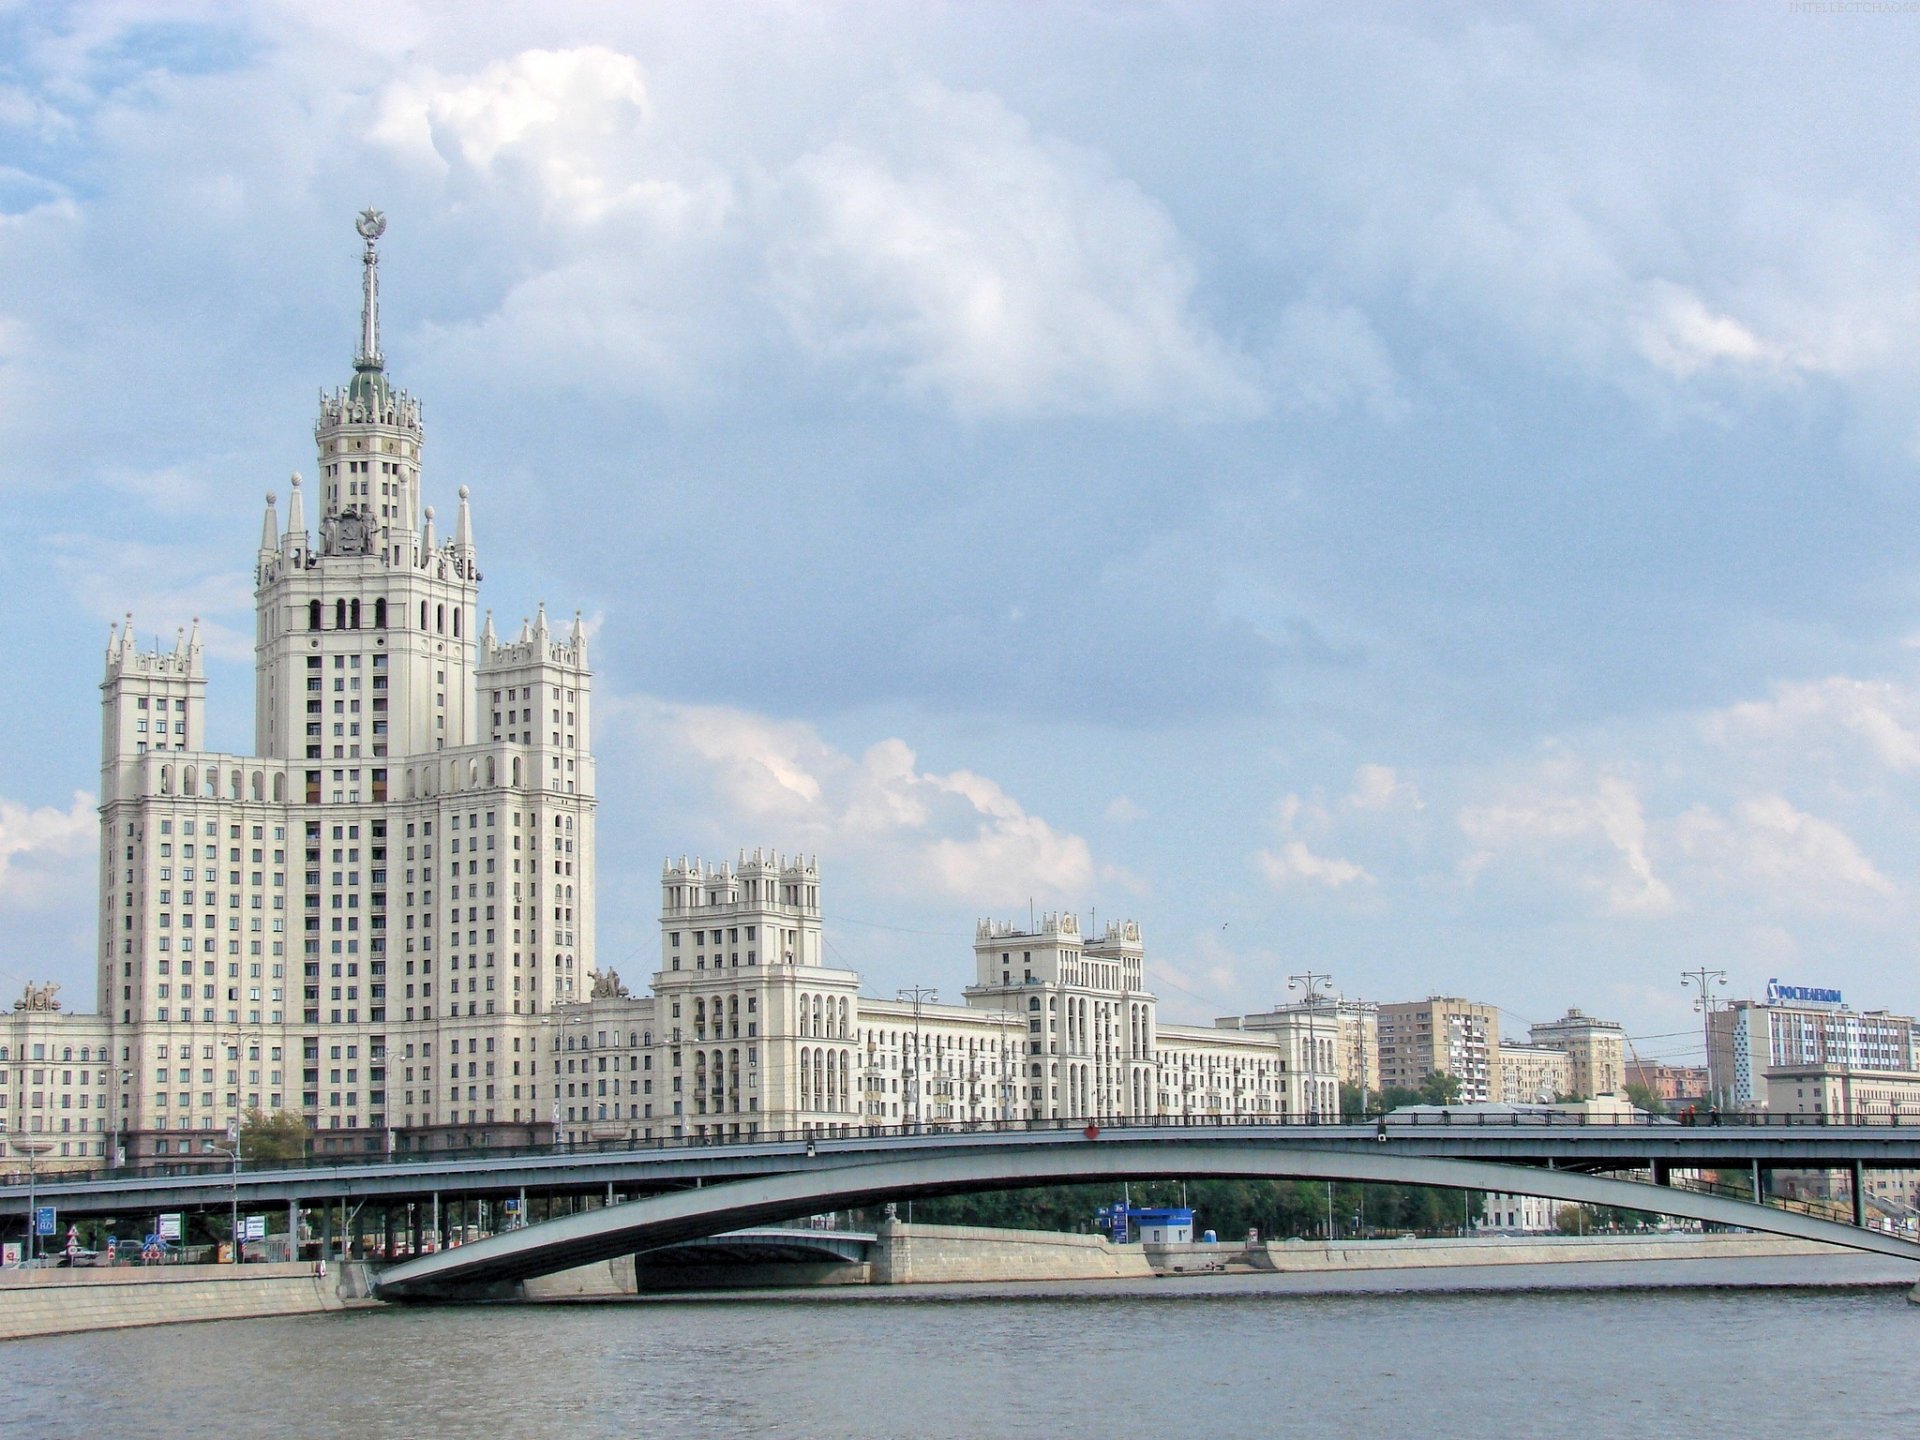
[335,599,347,631]
[374,598,386,629]
[272,773,285,802]
[308,600,322,631]
[453,609,461,639]
[350,599,361,630]
[436,603,445,634]
[420,601,428,631]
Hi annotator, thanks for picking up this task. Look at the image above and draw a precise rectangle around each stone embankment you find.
[1151,1231,1847,1276]
[869,1220,1154,1284]
[0,1261,379,1341]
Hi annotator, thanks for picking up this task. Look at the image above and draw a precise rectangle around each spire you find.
[453,484,475,566]
[570,609,586,657]
[259,490,279,555]
[534,600,549,640]
[481,610,497,647]
[283,473,308,557]
[421,504,435,556]
[355,208,387,374]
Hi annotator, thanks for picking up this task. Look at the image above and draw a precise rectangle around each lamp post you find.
[897,987,937,1133]
[109,1067,131,1171]
[206,1121,241,1264]
[1682,967,1729,1109]
[1287,971,1336,1123]
[8,1137,55,1265]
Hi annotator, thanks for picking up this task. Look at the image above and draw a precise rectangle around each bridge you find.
[372,1122,1920,1297]
[10,1116,1920,1293]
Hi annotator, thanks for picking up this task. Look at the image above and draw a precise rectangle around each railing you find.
[6,1106,1915,1190]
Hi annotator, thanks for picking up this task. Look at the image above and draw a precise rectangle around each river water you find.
[6,1257,1917,1437]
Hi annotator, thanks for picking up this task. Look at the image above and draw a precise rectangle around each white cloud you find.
[1458,769,1673,915]
[1254,840,1373,891]
[0,791,94,901]
[769,81,1263,420]
[614,697,1094,903]
[48,537,254,663]
[1347,762,1421,813]
[1672,795,1896,912]
[1636,281,1791,379]
[1704,676,1920,774]
[1103,795,1145,824]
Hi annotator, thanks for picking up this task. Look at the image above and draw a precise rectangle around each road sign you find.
[157,1213,182,1242]
[243,1215,266,1242]
[34,1206,56,1237]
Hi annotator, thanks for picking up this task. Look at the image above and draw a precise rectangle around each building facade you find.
[1377,997,1499,1102]
[1708,996,1917,1111]
[1493,1043,1573,1106]
[0,988,116,1172]
[1527,1008,1626,1100]
[95,212,595,1161]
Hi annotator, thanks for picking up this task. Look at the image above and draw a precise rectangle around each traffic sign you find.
[243,1215,266,1242]
[157,1213,182,1241]
[34,1206,56,1237]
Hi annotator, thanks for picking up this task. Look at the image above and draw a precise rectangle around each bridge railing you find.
[8,1105,1913,1190]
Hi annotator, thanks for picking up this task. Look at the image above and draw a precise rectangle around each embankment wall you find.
[0,1261,378,1341]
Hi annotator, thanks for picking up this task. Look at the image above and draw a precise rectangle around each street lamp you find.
[1287,971,1336,1123]
[897,987,937,1133]
[1682,967,1729,1109]
[205,1120,242,1265]
[7,1136,55,1265]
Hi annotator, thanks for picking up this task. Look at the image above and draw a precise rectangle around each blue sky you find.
[5,2,1920,1068]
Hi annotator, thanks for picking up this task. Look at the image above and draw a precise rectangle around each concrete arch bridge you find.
[375,1124,1920,1299]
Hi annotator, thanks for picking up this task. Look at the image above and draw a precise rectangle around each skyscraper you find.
[97,213,595,1159]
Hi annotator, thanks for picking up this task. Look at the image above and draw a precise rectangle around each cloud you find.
[1254,840,1373,891]
[1672,795,1896,913]
[769,81,1263,419]
[1704,676,1920,774]
[48,537,255,663]
[612,696,1095,904]
[1458,768,1673,915]
[1103,795,1145,824]
[1347,763,1421,812]
[0,791,94,901]
[1636,281,1791,379]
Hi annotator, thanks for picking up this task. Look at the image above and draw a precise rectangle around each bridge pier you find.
[1852,1162,1865,1229]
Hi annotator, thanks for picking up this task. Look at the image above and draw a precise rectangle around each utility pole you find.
[898,987,937,1133]
[1682,967,1729,1108]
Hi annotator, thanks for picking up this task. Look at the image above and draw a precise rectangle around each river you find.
[6,1257,1916,1437]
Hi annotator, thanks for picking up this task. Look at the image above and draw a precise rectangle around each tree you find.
[1339,1081,1371,1119]
[239,1108,311,1164]
[1418,1070,1463,1106]
[1623,1081,1666,1115]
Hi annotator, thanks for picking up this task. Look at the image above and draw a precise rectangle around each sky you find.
[4,2,1920,1071]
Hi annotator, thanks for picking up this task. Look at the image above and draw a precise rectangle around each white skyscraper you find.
[97,212,595,1160]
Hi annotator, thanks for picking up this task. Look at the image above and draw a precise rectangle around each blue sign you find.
[34,1207,56,1237]
[1767,979,1843,1007]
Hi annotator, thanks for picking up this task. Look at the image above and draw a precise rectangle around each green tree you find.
[1623,1081,1666,1115]
[239,1108,311,1164]
[1418,1070,1463,1106]
[1339,1081,1371,1119]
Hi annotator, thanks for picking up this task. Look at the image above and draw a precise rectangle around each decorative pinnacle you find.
[355,208,386,373]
